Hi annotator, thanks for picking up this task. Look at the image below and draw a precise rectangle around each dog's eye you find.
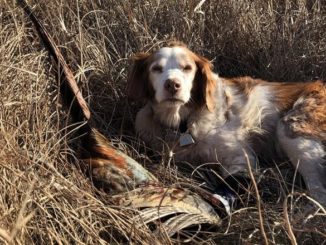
[152,65,163,73]
[183,65,192,71]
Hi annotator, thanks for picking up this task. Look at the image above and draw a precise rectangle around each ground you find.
[0,0,326,244]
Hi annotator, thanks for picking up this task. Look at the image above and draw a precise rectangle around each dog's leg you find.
[221,151,258,177]
[211,152,256,208]
[135,105,164,150]
[136,104,181,151]
[277,122,326,206]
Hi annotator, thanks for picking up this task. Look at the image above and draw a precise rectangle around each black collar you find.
[179,120,188,133]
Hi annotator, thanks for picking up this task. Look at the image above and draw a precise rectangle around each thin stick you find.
[243,149,269,245]
[283,195,298,245]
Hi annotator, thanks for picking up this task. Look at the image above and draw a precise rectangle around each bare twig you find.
[283,194,298,245]
[243,149,269,245]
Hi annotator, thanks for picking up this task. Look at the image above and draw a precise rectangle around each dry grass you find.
[1,0,326,244]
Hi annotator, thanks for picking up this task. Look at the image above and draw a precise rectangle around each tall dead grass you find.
[1,0,325,244]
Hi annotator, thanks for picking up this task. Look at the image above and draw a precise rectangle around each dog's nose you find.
[164,79,181,95]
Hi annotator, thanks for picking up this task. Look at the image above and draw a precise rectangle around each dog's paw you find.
[215,175,251,209]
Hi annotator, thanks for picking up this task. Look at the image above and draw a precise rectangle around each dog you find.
[127,41,326,206]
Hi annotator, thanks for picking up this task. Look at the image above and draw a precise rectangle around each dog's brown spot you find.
[126,52,155,101]
[190,52,217,112]
[280,81,326,140]
[271,82,314,111]
[225,76,262,98]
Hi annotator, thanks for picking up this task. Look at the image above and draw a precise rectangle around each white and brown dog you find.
[127,41,326,206]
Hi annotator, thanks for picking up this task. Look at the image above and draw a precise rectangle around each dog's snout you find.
[164,79,181,95]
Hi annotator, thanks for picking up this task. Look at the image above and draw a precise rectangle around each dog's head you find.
[126,42,216,111]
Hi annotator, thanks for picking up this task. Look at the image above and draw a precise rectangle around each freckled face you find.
[148,47,197,106]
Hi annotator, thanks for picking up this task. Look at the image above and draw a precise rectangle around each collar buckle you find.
[179,133,195,147]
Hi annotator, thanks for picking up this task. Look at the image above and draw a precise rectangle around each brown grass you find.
[1,0,326,244]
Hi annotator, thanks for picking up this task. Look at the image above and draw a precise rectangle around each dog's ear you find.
[194,54,216,112]
[126,52,152,100]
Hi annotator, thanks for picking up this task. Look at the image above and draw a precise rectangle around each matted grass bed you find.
[1,1,326,244]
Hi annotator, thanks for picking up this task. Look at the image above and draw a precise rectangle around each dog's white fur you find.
[149,47,197,106]
[127,42,326,206]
